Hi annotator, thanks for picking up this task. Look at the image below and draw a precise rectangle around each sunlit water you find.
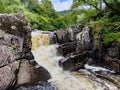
[31,31,119,90]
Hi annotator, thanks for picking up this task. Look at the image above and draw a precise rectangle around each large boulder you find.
[59,51,93,71]
[55,25,83,44]
[76,26,93,51]
[0,13,32,67]
[57,26,94,71]
[0,13,36,90]
[0,13,51,90]
[16,60,51,88]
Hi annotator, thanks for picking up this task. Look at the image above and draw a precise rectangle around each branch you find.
[84,0,101,12]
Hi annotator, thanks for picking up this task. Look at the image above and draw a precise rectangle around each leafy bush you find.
[103,32,120,44]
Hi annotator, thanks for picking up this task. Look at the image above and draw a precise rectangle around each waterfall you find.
[31,31,118,90]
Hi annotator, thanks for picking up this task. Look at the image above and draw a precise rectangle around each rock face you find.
[76,26,93,51]
[0,30,22,67]
[100,42,120,73]
[56,26,120,74]
[0,14,50,90]
[0,61,20,90]
[56,26,94,71]
[57,41,77,56]
[59,51,92,71]
[16,60,51,88]
[0,13,32,67]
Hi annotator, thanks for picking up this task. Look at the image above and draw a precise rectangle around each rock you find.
[0,13,32,54]
[57,26,94,71]
[22,52,34,60]
[107,42,119,58]
[49,32,57,44]
[0,61,20,90]
[0,13,32,67]
[0,13,33,90]
[0,30,22,67]
[57,41,77,56]
[16,81,58,90]
[103,42,120,73]
[59,51,92,71]
[55,30,70,44]
[67,28,78,41]
[76,26,93,51]
[16,60,51,88]
[55,26,81,44]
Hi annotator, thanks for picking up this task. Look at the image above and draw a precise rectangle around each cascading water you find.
[31,31,119,90]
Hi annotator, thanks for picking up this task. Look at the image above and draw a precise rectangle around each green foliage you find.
[72,0,103,11]
[0,0,120,46]
[77,9,99,23]
[103,33,120,44]
[72,0,120,44]
[0,0,76,30]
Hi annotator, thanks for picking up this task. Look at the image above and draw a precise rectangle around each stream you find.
[20,31,120,90]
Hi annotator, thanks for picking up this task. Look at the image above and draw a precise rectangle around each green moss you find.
[0,34,4,39]
[11,45,17,50]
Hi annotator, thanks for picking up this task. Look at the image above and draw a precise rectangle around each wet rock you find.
[57,26,94,71]
[0,13,33,90]
[55,30,71,44]
[39,30,57,44]
[59,51,92,71]
[16,81,58,90]
[57,41,77,56]
[32,30,57,45]
[49,32,57,44]
[22,52,34,60]
[16,60,51,88]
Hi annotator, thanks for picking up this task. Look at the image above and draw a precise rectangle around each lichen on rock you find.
[0,13,49,90]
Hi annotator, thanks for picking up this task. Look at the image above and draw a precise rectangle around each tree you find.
[72,0,103,12]
[103,0,120,14]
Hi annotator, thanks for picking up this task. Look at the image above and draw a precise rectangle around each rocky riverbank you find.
[55,25,120,73]
[35,24,120,74]
[0,13,120,90]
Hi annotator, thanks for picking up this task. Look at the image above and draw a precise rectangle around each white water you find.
[31,31,119,90]
[84,64,115,73]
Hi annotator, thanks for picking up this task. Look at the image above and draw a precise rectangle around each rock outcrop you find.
[55,26,94,71]
[0,13,50,90]
[99,41,120,73]
[0,61,20,90]
[0,13,32,67]
[16,60,51,88]
[55,25,120,74]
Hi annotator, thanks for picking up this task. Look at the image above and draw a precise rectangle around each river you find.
[30,31,120,90]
